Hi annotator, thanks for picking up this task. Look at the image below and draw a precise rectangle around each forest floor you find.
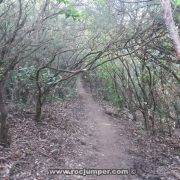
[0,78,179,180]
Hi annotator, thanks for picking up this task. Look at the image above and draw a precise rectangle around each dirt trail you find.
[77,78,137,180]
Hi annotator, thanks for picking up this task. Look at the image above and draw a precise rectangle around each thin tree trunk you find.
[0,81,9,146]
[35,69,43,123]
[35,93,43,122]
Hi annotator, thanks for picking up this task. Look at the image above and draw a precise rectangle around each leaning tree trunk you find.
[160,0,180,59]
[0,81,9,146]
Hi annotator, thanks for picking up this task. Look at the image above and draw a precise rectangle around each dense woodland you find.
[0,0,179,179]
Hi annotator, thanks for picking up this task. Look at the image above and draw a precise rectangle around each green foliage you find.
[0,67,4,81]
[64,6,82,20]
[12,65,60,91]
[13,66,61,90]
[56,0,69,4]
[14,65,36,88]
[55,0,82,20]
[39,69,61,85]
[15,66,36,80]
[96,65,123,108]
[172,0,180,6]
[140,72,150,84]
[93,0,106,5]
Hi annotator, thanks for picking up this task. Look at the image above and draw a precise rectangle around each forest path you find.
[77,78,137,180]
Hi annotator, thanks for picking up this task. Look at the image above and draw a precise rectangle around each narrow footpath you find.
[77,78,137,180]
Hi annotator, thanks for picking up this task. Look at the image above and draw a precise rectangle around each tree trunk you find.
[35,93,43,123]
[160,0,180,59]
[0,81,9,146]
